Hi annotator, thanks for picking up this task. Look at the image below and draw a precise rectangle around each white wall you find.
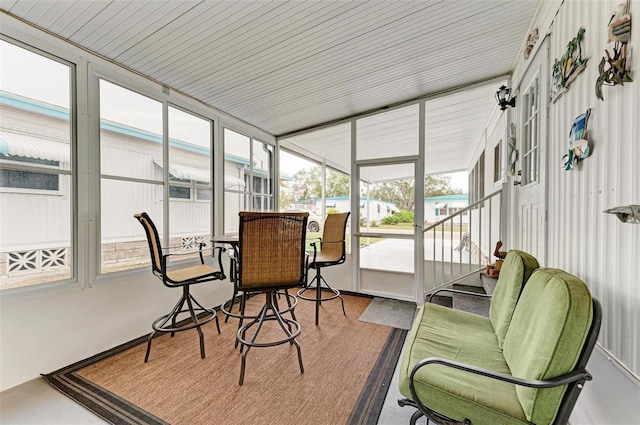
[508,0,640,422]
[0,264,234,390]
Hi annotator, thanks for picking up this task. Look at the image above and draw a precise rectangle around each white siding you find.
[540,0,640,377]
[0,190,71,250]
[510,1,640,422]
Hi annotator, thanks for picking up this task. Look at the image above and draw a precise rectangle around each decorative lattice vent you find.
[7,248,68,276]
[181,235,206,251]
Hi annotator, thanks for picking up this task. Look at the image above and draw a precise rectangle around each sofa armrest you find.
[408,357,593,423]
[410,356,592,393]
[407,357,592,425]
[428,288,492,303]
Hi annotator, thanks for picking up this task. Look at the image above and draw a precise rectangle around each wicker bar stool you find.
[227,211,309,385]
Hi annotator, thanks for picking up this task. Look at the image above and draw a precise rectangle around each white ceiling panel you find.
[424,82,503,175]
[1,0,539,175]
[280,122,352,174]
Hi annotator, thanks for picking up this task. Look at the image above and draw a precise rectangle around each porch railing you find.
[423,189,502,297]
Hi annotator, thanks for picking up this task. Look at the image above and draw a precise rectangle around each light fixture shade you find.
[496,85,510,103]
[496,85,516,110]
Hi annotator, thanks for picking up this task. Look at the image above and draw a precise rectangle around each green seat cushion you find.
[503,268,593,424]
[399,303,529,424]
[489,250,539,349]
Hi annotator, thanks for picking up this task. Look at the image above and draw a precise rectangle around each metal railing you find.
[423,189,502,296]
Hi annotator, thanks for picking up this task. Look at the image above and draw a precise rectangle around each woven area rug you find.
[43,293,407,425]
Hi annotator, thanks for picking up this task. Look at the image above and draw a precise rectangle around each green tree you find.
[327,171,349,197]
[281,167,349,209]
[281,167,462,211]
[370,179,415,211]
[368,175,463,211]
[279,179,296,210]
[285,166,322,204]
[425,175,463,197]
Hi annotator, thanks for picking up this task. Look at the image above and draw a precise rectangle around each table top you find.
[211,235,239,245]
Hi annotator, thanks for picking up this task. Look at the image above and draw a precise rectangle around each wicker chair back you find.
[238,211,308,289]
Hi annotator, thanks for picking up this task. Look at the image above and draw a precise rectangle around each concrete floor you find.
[0,377,108,425]
[379,336,429,425]
[360,237,471,273]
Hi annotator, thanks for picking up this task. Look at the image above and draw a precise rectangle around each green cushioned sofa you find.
[398,251,602,425]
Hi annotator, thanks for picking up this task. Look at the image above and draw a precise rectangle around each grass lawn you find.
[366,222,468,233]
[306,221,469,250]
[376,223,414,231]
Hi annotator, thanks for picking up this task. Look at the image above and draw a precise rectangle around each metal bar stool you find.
[298,212,350,326]
[134,212,226,362]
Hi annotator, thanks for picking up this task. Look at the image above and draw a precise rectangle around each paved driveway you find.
[359,237,471,273]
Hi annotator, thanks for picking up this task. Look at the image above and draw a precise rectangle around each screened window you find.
[0,40,73,290]
[168,106,212,248]
[356,104,419,160]
[278,150,324,240]
[279,134,351,246]
[100,80,163,274]
[99,82,214,274]
[278,150,321,210]
[223,129,274,234]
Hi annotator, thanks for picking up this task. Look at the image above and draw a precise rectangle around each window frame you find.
[96,76,219,277]
[521,77,539,187]
[0,157,63,193]
[0,36,77,294]
[0,28,275,298]
[468,152,485,204]
[222,127,276,234]
[493,140,502,184]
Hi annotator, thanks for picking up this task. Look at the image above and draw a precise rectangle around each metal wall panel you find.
[541,0,639,375]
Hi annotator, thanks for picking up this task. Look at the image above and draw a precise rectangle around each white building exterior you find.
[423,194,469,224]
[0,92,267,281]
[290,195,398,224]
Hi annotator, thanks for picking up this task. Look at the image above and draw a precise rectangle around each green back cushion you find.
[503,268,593,424]
[489,250,539,348]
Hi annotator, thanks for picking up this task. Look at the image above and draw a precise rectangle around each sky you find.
[446,172,468,192]
[1,40,69,108]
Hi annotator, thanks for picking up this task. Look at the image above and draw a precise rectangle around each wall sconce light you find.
[603,205,640,223]
[496,85,516,110]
